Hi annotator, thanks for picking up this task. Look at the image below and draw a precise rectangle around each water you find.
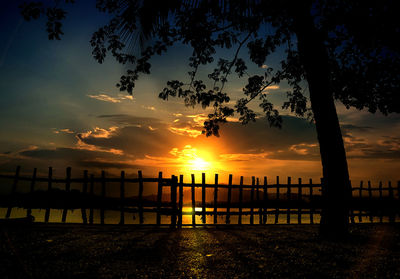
[2,207,394,225]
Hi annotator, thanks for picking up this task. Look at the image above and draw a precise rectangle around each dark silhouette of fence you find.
[0,166,399,226]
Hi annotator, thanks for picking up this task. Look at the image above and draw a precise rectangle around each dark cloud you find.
[78,125,180,158]
[339,110,400,130]
[77,160,140,169]
[344,135,400,160]
[20,148,121,161]
[97,114,164,128]
[341,124,373,132]
[217,115,318,154]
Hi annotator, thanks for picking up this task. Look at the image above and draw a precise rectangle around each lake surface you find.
[1,207,391,225]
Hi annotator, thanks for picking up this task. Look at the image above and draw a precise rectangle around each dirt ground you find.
[1,224,399,279]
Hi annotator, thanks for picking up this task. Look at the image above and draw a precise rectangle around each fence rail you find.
[0,166,399,226]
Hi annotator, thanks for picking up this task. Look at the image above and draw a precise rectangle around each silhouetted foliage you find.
[20,0,400,237]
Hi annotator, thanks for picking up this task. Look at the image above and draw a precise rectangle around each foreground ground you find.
[1,224,399,278]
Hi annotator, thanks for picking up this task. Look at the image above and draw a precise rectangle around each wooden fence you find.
[0,166,399,226]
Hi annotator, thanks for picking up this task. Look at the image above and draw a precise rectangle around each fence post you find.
[191,174,196,226]
[156,172,163,226]
[238,176,243,225]
[226,174,232,224]
[349,180,356,224]
[45,167,52,223]
[309,178,313,224]
[389,181,393,198]
[250,176,255,225]
[62,167,71,223]
[263,176,268,224]
[358,181,363,223]
[368,180,372,200]
[81,170,88,224]
[398,181,400,223]
[170,175,177,228]
[119,171,125,225]
[178,174,184,228]
[388,181,394,223]
[257,177,262,224]
[368,181,373,223]
[100,171,106,225]
[89,174,94,224]
[5,166,20,219]
[202,173,206,224]
[213,174,218,224]
[379,181,383,223]
[275,176,280,224]
[297,178,302,224]
[287,177,291,224]
[398,181,400,200]
[138,170,144,224]
[27,168,37,218]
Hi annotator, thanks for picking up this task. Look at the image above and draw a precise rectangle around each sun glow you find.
[188,157,210,171]
[171,145,221,174]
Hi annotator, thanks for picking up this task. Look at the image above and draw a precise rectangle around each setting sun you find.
[188,157,210,171]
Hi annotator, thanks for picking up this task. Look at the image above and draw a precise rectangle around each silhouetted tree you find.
[20,0,400,237]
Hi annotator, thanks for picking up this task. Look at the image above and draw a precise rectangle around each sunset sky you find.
[0,1,399,184]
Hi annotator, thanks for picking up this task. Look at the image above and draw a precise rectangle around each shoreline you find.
[1,224,399,278]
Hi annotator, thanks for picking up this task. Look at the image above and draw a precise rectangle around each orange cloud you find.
[168,127,202,138]
[78,126,118,139]
[76,127,123,155]
[289,143,318,155]
[87,93,133,103]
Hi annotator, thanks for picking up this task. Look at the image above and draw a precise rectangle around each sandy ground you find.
[1,224,400,279]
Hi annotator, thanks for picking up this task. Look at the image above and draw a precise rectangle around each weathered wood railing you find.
[0,166,399,226]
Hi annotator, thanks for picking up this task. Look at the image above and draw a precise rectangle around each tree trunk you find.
[292,2,352,238]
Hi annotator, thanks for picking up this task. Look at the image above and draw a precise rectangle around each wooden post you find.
[62,167,71,223]
[81,170,88,224]
[257,178,262,224]
[287,177,291,224]
[368,180,372,199]
[398,181,400,224]
[6,166,20,219]
[368,181,373,223]
[27,168,37,218]
[309,178,313,224]
[263,176,268,224]
[156,172,163,226]
[358,181,363,223]
[398,181,400,223]
[138,171,144,224]
[119,171,125,225]
[89,174,94,224]
[213,174,218,224]
[298,178,302,224]
[226,174,232,224]
[388,181,394,223]
[202,173,206,224]
[238,176,243,225]
[44,167,52,223]
[250,176,255,225]
[170,175,177,228]
[379,181,383,223]
[178,174,184,228]
[100,170,106,225]
[397,181,400,199]
[349,180,355,224]
[275,176,280,224]
[191,174,196,226]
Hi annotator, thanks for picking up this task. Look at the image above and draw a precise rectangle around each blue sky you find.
[0,1,399,186]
